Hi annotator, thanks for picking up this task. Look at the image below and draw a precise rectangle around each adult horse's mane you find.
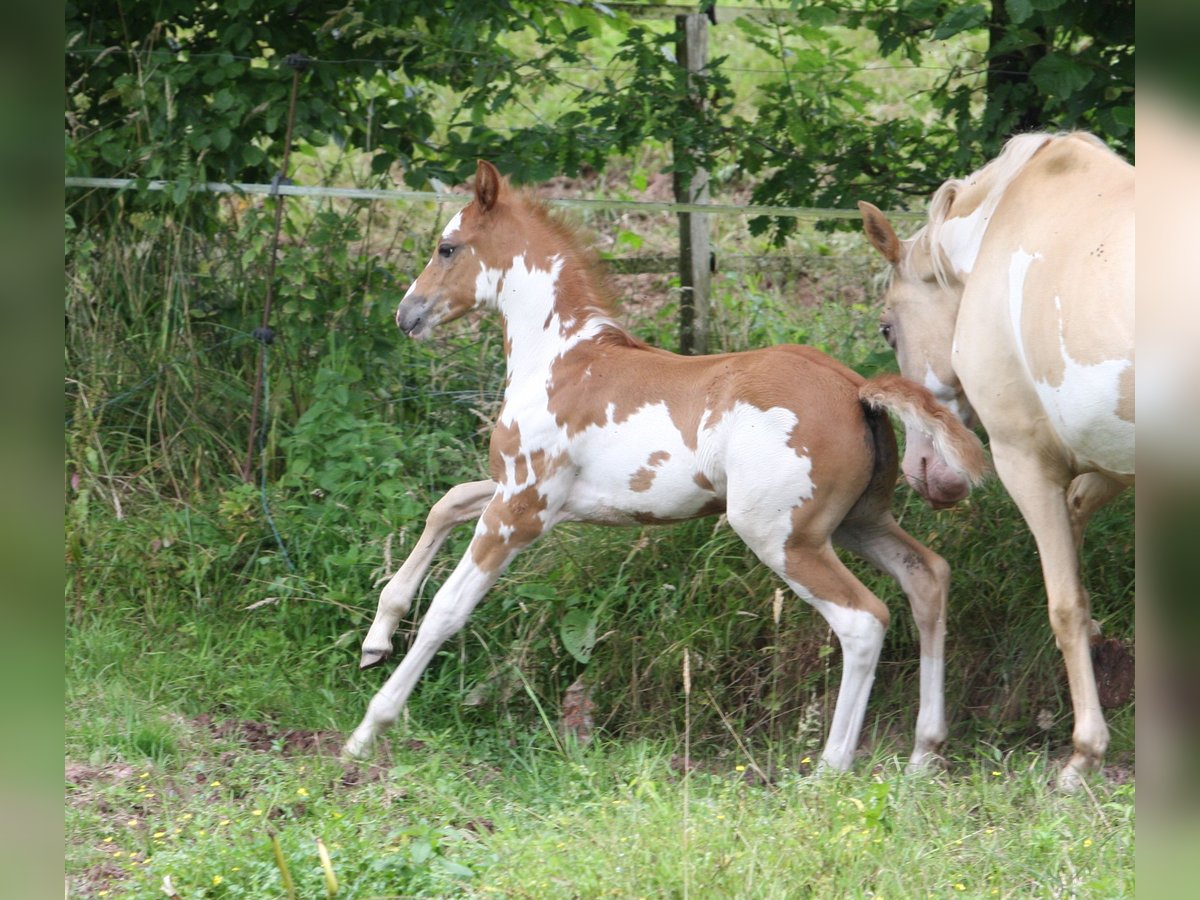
[916,131,1112,289]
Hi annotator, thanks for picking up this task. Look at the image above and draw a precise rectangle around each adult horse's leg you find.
[835,516,951,773]
[991,443,1106,790]
[1067,472,1126,552]
[361,480,497,669]
[345,496,530,760]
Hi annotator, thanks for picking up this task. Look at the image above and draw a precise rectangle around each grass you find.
[66,716,1134,898]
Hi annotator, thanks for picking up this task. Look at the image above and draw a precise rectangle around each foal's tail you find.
[858,374,988,486]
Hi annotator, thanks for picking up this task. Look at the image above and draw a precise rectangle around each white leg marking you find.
[360,480,497,667]
[346,548,509,759]
[806,596,887,773]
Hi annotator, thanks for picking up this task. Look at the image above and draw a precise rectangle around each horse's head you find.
[396,160,521,338]
[858,200,977,508]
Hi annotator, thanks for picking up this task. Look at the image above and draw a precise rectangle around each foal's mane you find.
[915,131,1108,288]
[510,188,648,347]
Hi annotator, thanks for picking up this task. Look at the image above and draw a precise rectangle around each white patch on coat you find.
[474,264,506,306]
[936,195,1000,277]
[1034,300,1135,474]
[485,252,620,520]
[922,363,963,419]
[1007,248,1040,372]
[1008,249,1134,474]
[441,210,464,239]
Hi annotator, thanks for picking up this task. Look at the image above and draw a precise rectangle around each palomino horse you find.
[858,132,1133,789]
[344,160,985,772]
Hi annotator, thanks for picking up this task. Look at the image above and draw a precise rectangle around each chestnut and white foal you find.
[859,132,1133,789]
[345,161,985,772]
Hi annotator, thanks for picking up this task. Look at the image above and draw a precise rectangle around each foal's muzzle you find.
[396,295,434,338]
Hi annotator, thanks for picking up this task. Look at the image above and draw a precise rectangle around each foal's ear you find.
[857,201,901,266]
[474,160,503,212]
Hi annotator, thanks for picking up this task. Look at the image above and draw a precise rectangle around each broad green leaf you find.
[1005,0,1034,24]
[561,608,598,664]
[1029,52,1094,98]
[932,4,987,40]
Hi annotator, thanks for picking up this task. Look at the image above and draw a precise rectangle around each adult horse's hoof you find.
[1055,751,1102,793]
[1056,763,1086,793]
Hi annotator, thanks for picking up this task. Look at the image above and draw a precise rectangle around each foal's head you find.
[396,160,528,338]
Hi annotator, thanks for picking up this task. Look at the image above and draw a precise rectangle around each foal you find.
[345,161,984,772]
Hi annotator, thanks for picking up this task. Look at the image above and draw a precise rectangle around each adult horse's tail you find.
[859,374,987,501]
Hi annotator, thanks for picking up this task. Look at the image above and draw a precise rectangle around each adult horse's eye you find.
[880,322,896,347]
[438,243,455,259]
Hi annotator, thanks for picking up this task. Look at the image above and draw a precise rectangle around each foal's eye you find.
[437,243,455,259]
[879,322,895,347]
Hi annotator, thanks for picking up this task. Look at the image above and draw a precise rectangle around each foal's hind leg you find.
[779,544,890,773]
[728,502,889,773]
[361,480,497,669]
[835,515,951,773]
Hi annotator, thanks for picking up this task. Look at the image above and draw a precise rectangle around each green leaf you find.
[932,4,987,39]
[1005,0,1034,24]
[1029,52,1094,98]
[515,583,556,601]
[437,859,475,878]
[560,608,598,664]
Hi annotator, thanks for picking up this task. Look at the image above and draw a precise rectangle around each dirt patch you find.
[207,716,344,755]
[1092,637,1134,709]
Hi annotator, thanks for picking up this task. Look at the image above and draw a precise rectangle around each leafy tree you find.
[65,1,1133,234]
[737,0,1133,241]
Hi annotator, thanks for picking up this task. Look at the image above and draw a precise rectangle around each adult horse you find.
[345,160,984,773]
[858,132,1133,789]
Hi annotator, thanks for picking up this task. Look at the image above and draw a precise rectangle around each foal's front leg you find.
[345,495,537,759]
[361,480,497,669]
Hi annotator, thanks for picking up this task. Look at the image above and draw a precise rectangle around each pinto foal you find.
[345,161,984,771]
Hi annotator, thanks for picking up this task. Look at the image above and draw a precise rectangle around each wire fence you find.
[64,176,925,223]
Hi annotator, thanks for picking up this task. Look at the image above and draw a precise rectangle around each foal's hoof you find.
[341,735,373,762]
[359,647,390,670]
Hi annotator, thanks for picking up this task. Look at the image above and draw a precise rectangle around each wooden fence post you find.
[674,11,711,356]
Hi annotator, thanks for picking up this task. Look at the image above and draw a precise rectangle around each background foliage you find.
[67,0,1133,233]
